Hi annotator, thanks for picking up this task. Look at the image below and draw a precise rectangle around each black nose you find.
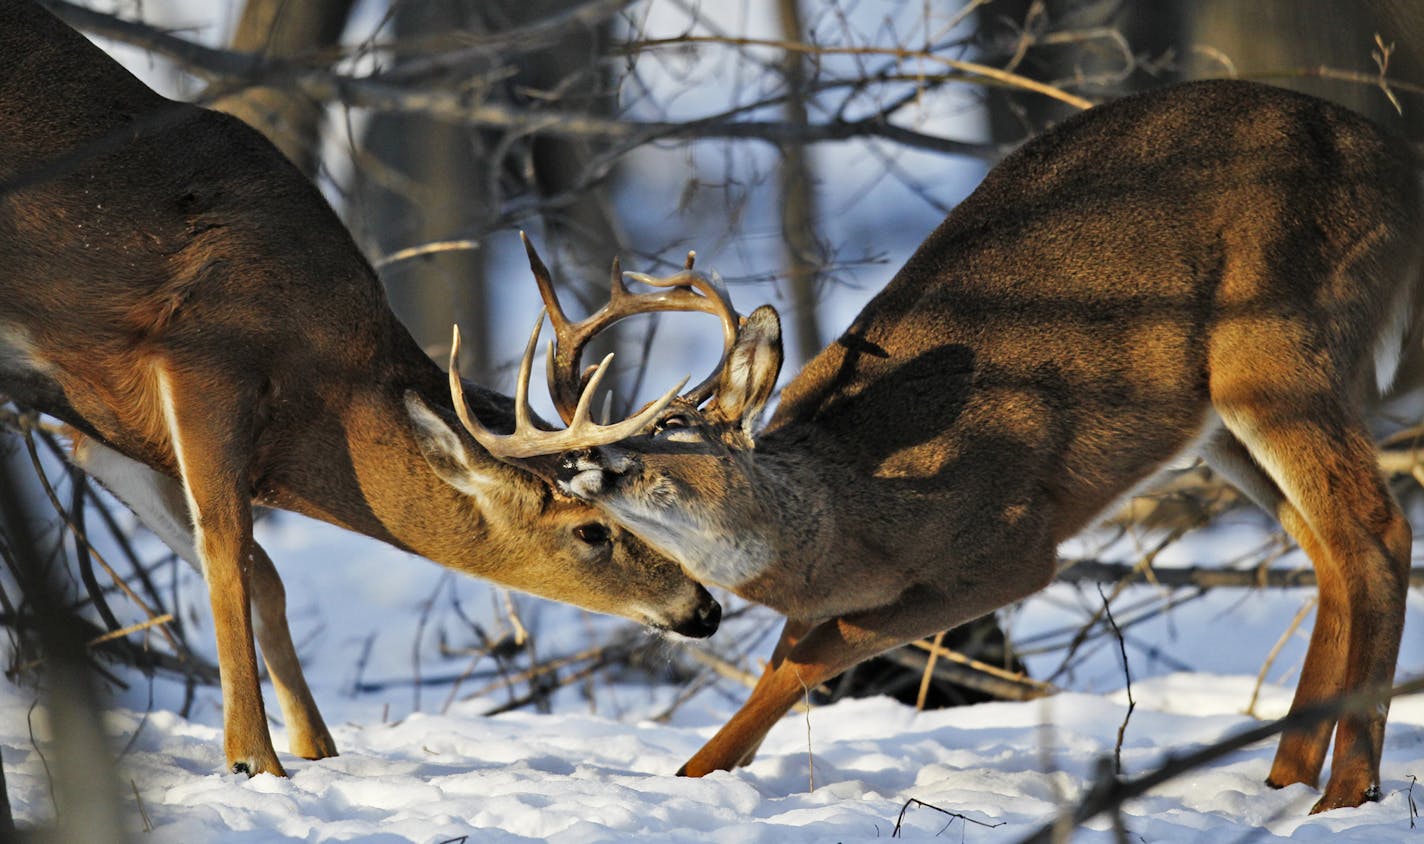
[672,592,721,638]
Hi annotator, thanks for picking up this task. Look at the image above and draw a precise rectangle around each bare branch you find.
[1057,560,1424,589]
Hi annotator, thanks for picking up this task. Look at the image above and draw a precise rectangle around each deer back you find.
[768,78,1421,551]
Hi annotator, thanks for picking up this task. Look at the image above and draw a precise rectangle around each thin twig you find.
[85,613,174,648]
[1098,586,1134,777]
[373,239,484,270]
[679,646,812,714]
[18,425,184,656]
[1372,34,1402,115]
[892,797,1004,837]
[130,779,152,833]
[1244,595,1316,718]
[908,636,1055,697]
[1055,560,1424,589]
[626,33,1096,109]
[915,630,946,711]
[799,674,814,792]
[27,699,55,818]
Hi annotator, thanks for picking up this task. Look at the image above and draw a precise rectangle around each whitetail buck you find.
[0,0,718,778]
[463,79,1420,813]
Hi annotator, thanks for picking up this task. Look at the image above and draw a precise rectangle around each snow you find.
[3,512,1423,842]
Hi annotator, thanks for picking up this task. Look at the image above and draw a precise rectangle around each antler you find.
[520,232,741,424]
[448,316,689,461]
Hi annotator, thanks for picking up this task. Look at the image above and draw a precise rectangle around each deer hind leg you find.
[248,546,336,759]
[72,438,337,761]
[1211,397,1409,812]
[1201,431,1346,790]
[156,365,285,777]
[679,551,1055,779]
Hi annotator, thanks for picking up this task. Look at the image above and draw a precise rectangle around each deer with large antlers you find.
[0,0,719,778]
[464,79,1420,813]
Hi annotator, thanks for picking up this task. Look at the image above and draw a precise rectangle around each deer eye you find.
[573,523,610,545]
[656,413,693,433]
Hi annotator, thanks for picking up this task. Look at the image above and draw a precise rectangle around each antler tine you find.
[609,255,629,299]
[570,353,615,429]
[518,234,742,422]
[567,359,690,447]
[613,369,690,437]
[449,325,495,451]
[521,231,567,326]
[523,232,603,425]
[449,316,547,457]
[511,310,544,433]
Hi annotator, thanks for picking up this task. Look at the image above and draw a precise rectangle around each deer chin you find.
[642,598,723,640]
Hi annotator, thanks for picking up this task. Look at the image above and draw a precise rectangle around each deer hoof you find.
[229,754,287,778]
[1309,782,1382,814]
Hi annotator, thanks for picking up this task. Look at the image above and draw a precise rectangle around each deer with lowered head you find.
[0,0,718,778]
[462,79,1419,813]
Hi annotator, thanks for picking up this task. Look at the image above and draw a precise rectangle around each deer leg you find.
[158,366,285,777]
[1202,431,1342,790]
[1214,400,1409,812]
[719,617,814,771]
[73,438,335,760]
[248,544,337,760]
[680,557,1054,779]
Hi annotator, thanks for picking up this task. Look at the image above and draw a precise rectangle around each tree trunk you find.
[358,1,492,379]
[777,0,823,369]
[214,0,356,178]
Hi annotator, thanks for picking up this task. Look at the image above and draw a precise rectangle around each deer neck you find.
[733,345,960,621]
[255,343,511,574]
[709,431,871,620]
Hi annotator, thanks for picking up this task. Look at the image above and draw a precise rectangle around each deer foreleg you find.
[158,366,284,777]
[73,437,336,761]
[680,563,1052,778]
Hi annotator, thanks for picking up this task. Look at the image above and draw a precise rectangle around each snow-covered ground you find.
[3,511,1423,842]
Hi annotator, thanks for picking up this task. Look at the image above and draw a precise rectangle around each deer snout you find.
[668,585,721,638]
[556,447,637,500]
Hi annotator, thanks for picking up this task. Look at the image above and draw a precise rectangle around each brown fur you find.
[551,80,1418,812]
[0,0,717,777]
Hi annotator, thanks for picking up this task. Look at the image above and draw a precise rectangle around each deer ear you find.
[404,391,520,508]
[710,305,783,437]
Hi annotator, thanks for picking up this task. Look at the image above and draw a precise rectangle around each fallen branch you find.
[892,639,1054,701]
[1056,560,1424,589]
